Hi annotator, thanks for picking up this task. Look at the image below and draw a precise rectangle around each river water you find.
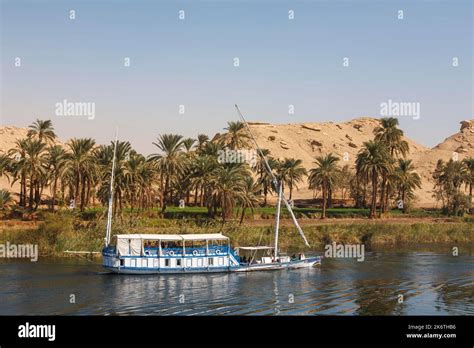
[0,245,473,315]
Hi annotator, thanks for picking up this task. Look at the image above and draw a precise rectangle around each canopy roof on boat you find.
[236,246,274,250]
[115,233,229,241]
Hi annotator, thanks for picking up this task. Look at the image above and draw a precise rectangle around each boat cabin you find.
[235,246,291,265]
[103,233,241,272]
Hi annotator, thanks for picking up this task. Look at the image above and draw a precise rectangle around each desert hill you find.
[0,126,63,194]
[0,126,29,152]
[247,118,473,207]
[0,126,30,193]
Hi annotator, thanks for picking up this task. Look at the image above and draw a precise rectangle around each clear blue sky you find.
[1,0,472,154]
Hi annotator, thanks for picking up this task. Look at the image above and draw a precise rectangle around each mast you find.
[105,129,118,247]
[234,104,310,247]
[274,183,283,259]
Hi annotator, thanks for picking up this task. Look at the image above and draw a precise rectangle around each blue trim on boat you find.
[103,265,238,273]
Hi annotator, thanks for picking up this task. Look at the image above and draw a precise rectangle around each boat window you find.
[177,259,182,266]
[208,258,214,266]
[165,259,170,267]
[219,257,224,266]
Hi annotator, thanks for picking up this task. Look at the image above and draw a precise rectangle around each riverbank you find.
[0,211,472,257]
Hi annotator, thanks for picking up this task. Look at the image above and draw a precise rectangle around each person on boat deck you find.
[241,256,247,263]
[291,253,297,260]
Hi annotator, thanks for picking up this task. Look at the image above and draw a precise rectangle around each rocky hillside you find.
[248,118,473,207]
[0,126,30,193]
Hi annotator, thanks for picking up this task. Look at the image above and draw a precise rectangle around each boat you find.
[102,106,322,274]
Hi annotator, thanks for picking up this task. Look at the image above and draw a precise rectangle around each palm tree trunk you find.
[28,176,34,209]
[75,171,81,208]
[384,186,390,213]
[51,177,58,211]
[239,206,246,225]
[380,173,386,215]
[80,176,86,211]
[362,177,367,208]
[469,183,473,214]
[263,186,268,207]
[20,174,26,207]
[161,176,169,213]
[85,180,91,207]
[328,187,333,208]
[402,190,406,213]
[321,183,327,219]
[34,181,40,210]
[370,169,377,218]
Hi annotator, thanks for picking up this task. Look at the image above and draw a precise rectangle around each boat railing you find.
[142,245,230,257]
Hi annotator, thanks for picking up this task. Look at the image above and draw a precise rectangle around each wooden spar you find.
[274,183,282,259]
[64,250,101,254]
[105,128,119,247]
[234,104,310,247]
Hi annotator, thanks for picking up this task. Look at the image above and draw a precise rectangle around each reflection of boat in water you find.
[102,106,321,274]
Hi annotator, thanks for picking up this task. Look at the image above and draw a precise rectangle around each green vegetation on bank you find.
[1,211,472,257]
[87,205,449,220]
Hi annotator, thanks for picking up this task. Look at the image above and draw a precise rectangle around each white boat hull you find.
[103,254,321,275]
[233,257,321,272]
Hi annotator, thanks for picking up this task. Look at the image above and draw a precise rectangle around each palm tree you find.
[124,151,145,212]
[0,189,13,210]
[182,138,196,152]
[463,157,474,213]
[338,164,353,203]
[373,117,409,213]
[45,145,67,211]
[27,119,56,144]
[308,153,340,219]
[435,159,468,215]
[149,134,184,212]
[66,138,96,211]
[220,121,250,150]
[8,139,29,207]
[196,134,209,154]
[0,154,11,181]
[394,159,421,213]
[23,138,47,209]
[138,159,158,210]
[277,158,307,200]
[189,155,217,207]
[95,141,132,217]
[257,156,278,206]
[237,176,260,224]
[208,164,248,222]
[373,118,409,157]
[356,141,390,218]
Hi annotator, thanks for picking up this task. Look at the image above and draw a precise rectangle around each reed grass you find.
[0,211,472,256]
